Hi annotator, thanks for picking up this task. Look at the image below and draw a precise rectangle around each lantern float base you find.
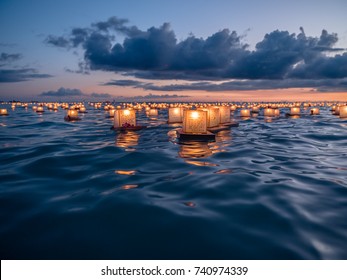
[221,121,239,127]
[285,113,300,117]
[177,129,215,141]
[111,125,146,131]
[207,125,229,133]
[64,116,81,121]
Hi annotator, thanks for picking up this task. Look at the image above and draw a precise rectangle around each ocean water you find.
[0,105,346,260]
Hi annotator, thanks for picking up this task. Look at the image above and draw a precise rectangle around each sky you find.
[1,0,347,102]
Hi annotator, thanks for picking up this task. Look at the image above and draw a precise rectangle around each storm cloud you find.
[46,16,347,91]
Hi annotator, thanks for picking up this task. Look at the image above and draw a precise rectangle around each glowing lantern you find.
[264,108,274,117]
[339,105,347,118]
[32,106,37,111]
[251,106,260,113]
[36,106,44,113]
[290,107,300,116]
[199,107,220,128]
[109,109,115,117]
[148,108,158,116]
[65,109,80,121]
[240,109,251,117]
[79,107,86,113]
[114,109,136,128]
[0,108,9,115]
[168,107,183,123]
[273,109,280,116]
[230,105,237,111]
[310,108,320,115]
[183,110,207,134]
[219,106,231,124]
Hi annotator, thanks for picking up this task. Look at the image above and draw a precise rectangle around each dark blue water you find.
[1,104,347,259]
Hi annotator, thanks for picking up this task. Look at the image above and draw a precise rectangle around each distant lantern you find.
[183,110,207,134]
[310,108,320,115]
[251,106,260,113]
[230,105,237,111]
[290,107,300,116]
[168,107,183,123]
[273,109,280,116]
[32,106,37,111]
[36,106,44,113]
[114,109,136,128]
[240,109,251,118]
[65,109,80,121]
[148,108,158,117]
[339,105,347,118]
[264,108,275,117]
[79,107,86,113]
[219,106,231,124]
[0,108,9,116]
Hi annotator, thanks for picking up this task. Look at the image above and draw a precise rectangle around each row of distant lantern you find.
[2,102,347,121]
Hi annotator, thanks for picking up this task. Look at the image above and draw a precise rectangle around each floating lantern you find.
[64,109,80,121]
[36,106,44,113]
[339,105,347,118]
[183,110,207,134]
[273,109,280,116]
[0,108,9,116]
[290,107,300,116]
[148,108,158,117]
[251,106,260,113]
[108,109,115,118]
[240,109,251,118]
[310,108,320,115]
[79,107,86,113]
[200,107,220,128]
[264,108,274,117]
[113,109,145,130]
[219,106,231,124]
[168,107,183,123]
[230,105,237,111]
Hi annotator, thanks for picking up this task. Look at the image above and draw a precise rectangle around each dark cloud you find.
[47,17,347,91]
[40,87,84,97]
[134,93,189,99]
[90,93,112,98]
[0,68,52,83]
[0,52,22,63]
[103,79,145,87]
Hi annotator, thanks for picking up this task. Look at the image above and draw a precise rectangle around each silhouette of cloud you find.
[40,87,84,97]
[90,93,112,98]
[46,17,347,92]
[0,68,52,83]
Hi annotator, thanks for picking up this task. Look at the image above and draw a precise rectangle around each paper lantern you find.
[339,105,347,118]
[0,108,8,115]
[264,108,274,117]
[79,107,86,113]
[148,108,158,116]
[168,107,183,123]
[219,106,231,124]
[251,106,260,113]
[230,105,237,111]
[36,106,44,113]
[66,109,80,120]
[310,108,320,115]
[290,107,300,116]
[183,110,207,134]
[273,109,280,116]
[204,107,220,128]
[240,109,250,117]
[109,109,115,117]
[114,109,136,128]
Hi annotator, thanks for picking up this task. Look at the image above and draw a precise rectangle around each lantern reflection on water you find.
[115,131,139,150]
[178,141,213,159]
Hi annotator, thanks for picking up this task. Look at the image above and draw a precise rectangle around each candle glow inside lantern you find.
[290,107,300,116]
[0,108,9,115]
[240,109,251,117]
[148,108,158,117]
[109,109,115,117]
[219,106,231,124]
[36,106,44,113]
[168,107,183,123]
[64,109,80,121]
[310,108,320,115]
[183,110,207,134]
[339,105,347,118]
[264,108,274,117]
[114,109,136,128]
[273,109,280,116]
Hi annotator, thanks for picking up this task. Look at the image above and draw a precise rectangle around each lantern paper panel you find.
[183,110,207,134]
[168,107,183,123]
[339,105,347,118]
[114,109,136,127]
[219,106,231,123]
